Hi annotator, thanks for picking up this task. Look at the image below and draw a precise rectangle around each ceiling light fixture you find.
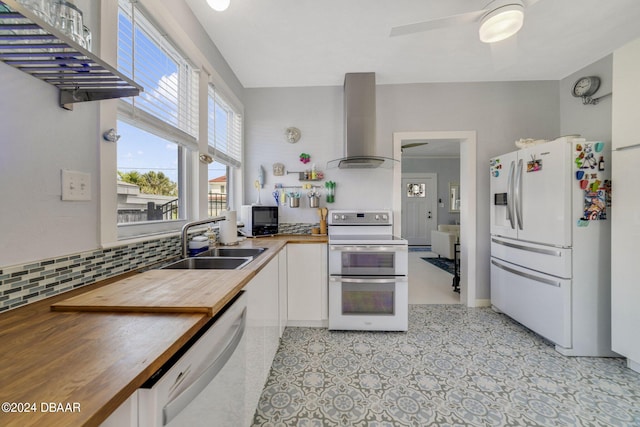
[478,2,524,43]
[207,0,230,12]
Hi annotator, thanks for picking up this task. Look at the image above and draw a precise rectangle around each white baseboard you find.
[628,359,640,373]
[472,299,491,308]
[286,319,327,328]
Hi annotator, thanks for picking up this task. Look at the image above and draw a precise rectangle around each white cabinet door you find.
[278,246,288,337]
[613,38,640,150]
[261,257,280,371]
[100,391,137,427]
[287,243,328,327]
[244,254,279,423]
[611,149,640,369]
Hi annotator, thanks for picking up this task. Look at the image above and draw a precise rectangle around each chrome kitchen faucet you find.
[181,216,226,258]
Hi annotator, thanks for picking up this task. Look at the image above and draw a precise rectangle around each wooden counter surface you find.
[0,235,326,427]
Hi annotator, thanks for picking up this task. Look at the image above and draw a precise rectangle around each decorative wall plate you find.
[286,127,301,143]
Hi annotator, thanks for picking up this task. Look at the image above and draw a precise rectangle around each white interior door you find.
[401,174,437,245]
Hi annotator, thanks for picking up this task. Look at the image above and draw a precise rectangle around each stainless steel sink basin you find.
[161,256,252,270]
[196,247,267,259]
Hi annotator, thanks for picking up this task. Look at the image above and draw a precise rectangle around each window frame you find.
[207,83,243,216]
[115,0,199,239]
[98,1,245,245]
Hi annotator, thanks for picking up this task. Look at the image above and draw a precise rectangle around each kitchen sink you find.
[196,247,267,259]
[161,256,253,270]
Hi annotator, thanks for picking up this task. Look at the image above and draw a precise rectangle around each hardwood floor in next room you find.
[408,249,460,305]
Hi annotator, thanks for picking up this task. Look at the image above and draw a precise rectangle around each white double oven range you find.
[328,210,409,331]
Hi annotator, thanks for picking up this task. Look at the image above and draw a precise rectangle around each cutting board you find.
[51,269,253,316]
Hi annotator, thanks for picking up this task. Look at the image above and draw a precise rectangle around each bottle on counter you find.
[205,226,217,248]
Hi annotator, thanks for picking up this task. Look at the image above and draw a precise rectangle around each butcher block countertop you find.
[0,235,326,427]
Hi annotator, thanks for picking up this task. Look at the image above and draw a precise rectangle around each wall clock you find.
[572,76,600,98]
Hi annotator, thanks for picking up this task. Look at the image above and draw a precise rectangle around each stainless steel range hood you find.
[327,73,397,169]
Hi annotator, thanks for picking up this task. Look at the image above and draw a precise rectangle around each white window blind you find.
[208,84,242,168]
[117,0,198,149]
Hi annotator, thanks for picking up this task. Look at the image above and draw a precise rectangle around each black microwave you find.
[240,205,279,236]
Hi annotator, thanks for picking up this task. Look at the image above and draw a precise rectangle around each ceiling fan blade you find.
[522,0,541,7]
[402,142,429,149]
[390,10,485,37]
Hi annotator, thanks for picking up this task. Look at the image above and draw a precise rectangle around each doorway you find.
[401,173,437,245]
[392,131,477,307]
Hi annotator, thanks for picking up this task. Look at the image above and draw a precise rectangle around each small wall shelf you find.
[275,185,324,190]
[0,0,143,110]
[287,171,324,181]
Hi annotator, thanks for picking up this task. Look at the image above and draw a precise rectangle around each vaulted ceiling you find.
[185,0,640,88]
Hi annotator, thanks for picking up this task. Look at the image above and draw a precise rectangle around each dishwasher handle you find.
[162,306,247,425]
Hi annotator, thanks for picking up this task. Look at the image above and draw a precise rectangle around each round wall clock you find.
[572,76,600,98]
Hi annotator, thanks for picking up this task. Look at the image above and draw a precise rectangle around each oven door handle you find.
[329,245,407,252]
[330,276,408,284]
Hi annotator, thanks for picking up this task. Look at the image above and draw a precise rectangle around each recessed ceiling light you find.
[207,0,230,12]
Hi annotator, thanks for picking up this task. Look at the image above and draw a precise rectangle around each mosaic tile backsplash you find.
[0,223,314,312]
[0,235,182,312]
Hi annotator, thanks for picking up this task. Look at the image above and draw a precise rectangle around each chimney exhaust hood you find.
[327,73,397,169]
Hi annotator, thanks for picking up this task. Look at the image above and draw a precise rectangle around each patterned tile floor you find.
[253,305,640,427]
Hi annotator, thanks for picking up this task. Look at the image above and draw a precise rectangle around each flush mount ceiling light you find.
[390,0,535,44]
[207,0,230,12]
[479,2,525,43]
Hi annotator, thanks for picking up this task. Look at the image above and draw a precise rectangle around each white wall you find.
[0,0,244,267]
[242,86,399,224]
[380,82,562,300]
[560,55,613,141]
[244,81,561,300]
[0,63,101,267]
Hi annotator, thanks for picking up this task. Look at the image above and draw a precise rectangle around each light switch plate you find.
[61,170,91,201]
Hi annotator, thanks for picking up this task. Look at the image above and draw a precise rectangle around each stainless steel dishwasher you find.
[138,292,248,427]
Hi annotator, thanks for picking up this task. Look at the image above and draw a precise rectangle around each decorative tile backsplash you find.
[0,223,313,312]
[278,222,316,235]
[0,236,181,312]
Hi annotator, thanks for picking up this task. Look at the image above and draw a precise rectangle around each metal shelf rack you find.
[0,0,142,110]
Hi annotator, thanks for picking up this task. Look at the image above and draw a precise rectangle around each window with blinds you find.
[117,0,198,146]
[115,0,198,228]
[207,84,242,168]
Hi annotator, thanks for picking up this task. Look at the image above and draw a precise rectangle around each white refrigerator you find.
[490,137,616,357]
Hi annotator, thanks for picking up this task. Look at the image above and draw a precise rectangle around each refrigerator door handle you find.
[515,158,524,230]
[491,259,561,287]
[507,160,516,229]
[491,238,563,256]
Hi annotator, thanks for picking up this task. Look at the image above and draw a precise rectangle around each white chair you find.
[431,225,460,259]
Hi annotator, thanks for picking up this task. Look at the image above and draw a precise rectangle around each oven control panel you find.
[329,210,392,225]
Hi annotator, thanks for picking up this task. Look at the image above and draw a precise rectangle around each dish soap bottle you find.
[205,226,217,248]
